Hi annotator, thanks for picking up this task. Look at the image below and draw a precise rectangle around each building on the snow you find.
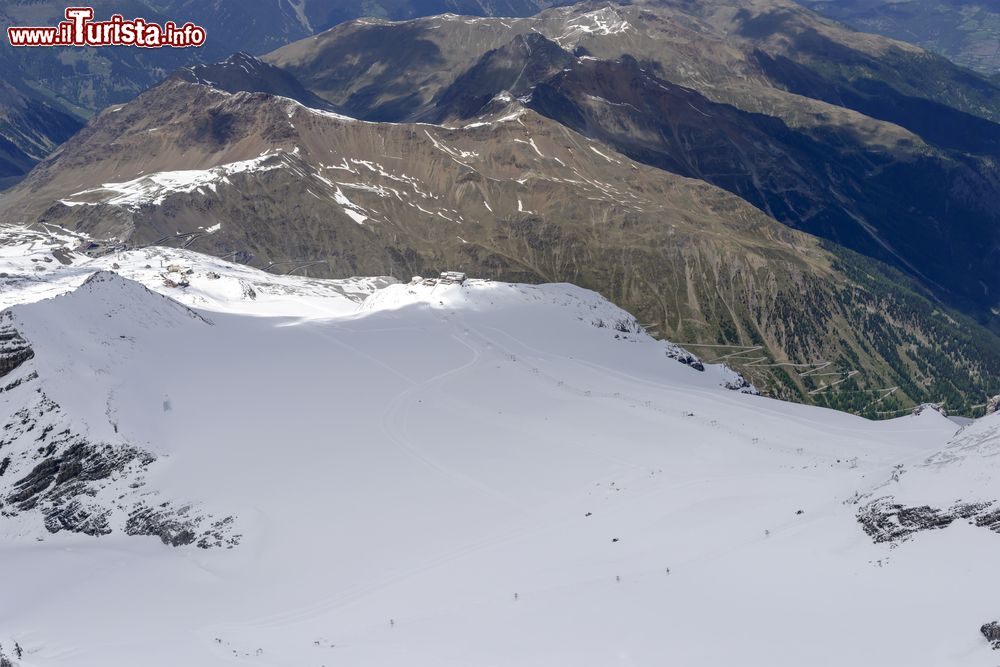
[439,271,467,284]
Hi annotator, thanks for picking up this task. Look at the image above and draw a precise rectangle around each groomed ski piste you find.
[0,224,998,666]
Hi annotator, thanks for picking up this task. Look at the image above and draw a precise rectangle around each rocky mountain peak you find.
[432,31,575,120]
[173,52,339,113]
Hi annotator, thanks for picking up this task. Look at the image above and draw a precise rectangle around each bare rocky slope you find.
[265,0,1000,325]
[0,81,82,189]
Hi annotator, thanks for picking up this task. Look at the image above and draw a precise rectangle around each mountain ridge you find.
[263,1,1000,323]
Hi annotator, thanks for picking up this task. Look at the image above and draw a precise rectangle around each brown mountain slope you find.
[1,79,997,414]
[262,1,1000,323]
[0,81,83,189]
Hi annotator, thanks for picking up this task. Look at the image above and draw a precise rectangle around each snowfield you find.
[0,226,998,666]
[56,153,294,211]
[0,224,391,316]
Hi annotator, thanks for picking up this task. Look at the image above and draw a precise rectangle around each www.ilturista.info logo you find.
[7,7,206,47]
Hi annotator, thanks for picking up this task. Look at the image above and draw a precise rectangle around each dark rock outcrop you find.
[857,497,999,546]
[912,403,947,417]
[0,318,33,379]
[982,621,1000,650]
[987,395,1000,416]
[0,366,235,548]
[8,442,153,512]
[125,504,240,549]
[0,642,20,667]
[125,505,199,547]
[174,52,341,114]
[723,376,755,393]
[43,499,112,537]
[592,316,642,335]
[666,348,705,372]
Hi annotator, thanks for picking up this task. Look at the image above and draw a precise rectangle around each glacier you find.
[0,226,997,666]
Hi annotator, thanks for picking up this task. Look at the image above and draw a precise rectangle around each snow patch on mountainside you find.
[555,7,633,46]
[333,186,369,224]
[57,152,295,210]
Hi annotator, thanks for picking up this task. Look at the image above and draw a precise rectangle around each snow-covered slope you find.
[0,224,393,316]
[0,272,239,548]
[0,232,997,666]
[856,412,1000,545]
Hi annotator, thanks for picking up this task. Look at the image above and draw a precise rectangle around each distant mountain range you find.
[3,0,999,415]
[0,0,559,117]
[4,0,1000,185]
[797,0,1000,75]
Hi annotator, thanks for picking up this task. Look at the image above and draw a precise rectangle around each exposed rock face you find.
[856,498,999,546]
[722,375,756,394]
[987,395,999,416]
[0,380,238,547]
[0,639,22,667]
[0,317,33,379]
[10,441,152,511]
[667,349,705,373]
[173,53,341,113]
[856,414,1000,547]
[125,505,240,549]
[0,276,238,548]
[982,621,1000,650]
[591,315,643,335]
